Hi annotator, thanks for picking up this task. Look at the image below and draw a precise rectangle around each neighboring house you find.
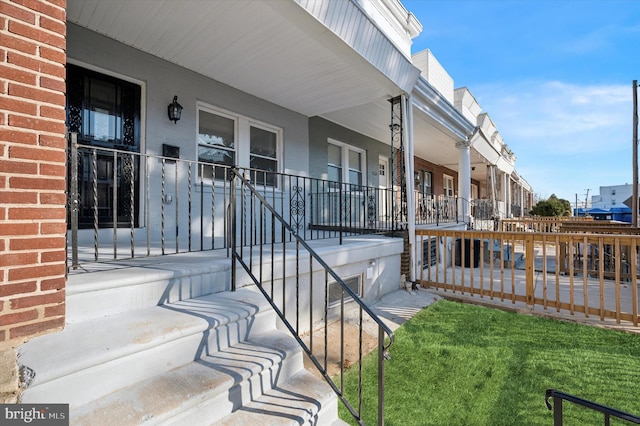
[1,0,533,418]
[575,184,633,222]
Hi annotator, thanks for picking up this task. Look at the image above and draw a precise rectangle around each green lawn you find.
[339,299,640,426]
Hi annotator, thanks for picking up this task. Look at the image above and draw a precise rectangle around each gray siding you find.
[67,23,309,176]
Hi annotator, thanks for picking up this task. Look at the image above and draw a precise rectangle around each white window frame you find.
[327,138,366,186]
[443,174,455,197]
[197,102,282,185]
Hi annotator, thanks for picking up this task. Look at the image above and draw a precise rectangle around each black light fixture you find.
[167,95,183,123]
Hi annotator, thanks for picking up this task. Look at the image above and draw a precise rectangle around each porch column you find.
[456,140,472,225]
[502,172,509,218]
[403,94,417,282]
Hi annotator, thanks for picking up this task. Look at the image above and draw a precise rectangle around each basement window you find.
[327,275,362,308]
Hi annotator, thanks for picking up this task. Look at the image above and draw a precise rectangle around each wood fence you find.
[416,229,640,327]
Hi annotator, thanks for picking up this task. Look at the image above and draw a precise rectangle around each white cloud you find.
[473,80,630,154]
[470,80,634,202]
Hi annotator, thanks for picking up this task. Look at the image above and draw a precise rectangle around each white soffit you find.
[67,0,419,118]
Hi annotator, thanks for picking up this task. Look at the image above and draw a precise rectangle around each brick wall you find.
[0,0,67,348]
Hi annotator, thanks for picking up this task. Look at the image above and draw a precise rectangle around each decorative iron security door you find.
[67,64,141,229]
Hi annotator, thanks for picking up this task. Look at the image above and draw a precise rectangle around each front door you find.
[66,64,141,228]
[378,156,390,222]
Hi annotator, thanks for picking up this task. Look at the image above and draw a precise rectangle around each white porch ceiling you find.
[67,0,410,119]
[67,0,484,180]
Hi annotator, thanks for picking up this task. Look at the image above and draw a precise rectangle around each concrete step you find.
[66,251,231,323]
[213,370,340,426]
[19,287,274,407]
[70,330,306,425]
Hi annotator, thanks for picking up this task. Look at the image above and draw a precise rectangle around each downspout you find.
[403,94,416,283]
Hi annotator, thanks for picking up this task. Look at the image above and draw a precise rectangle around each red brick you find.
[44,302,64,317]
[9,263,65,281]
[0,190,39,204]
[9,316,64,340]
[8,114,66,134]
[40,222,66,235]
[0,330,5,342]
[38,134,65,149]
[10,236,64,250]
[39,191,66,204]
[40,250,65,264]
[0,281,37,297]
[39,45,64,64]
[8,20,64,50]
[39,163,66,177]
[40,16,65,36]
[0,222,39,236]
[0,309,38,326]
[40,104,65,120]
[40,276,64,291]
[0,129,38,145]
[10,289,64,309]
[0,158,38,175]
[0,64,37,85]
[40,76,64,93]
[0,95,38,115]
[0,251,39,267]
[45,0,66,10]
[0,2,36,25]
[0,32,38,55]
[8,206,66,220]
[33,0,66,22]
[9,176,66,191]
[9,145,65,162]
[8,82,65,105]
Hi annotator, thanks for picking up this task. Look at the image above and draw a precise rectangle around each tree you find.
[529,194,572,217]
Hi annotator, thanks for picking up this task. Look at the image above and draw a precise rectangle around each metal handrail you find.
[66,134,413,269]
[545,389,640,425]
[230,168,394,425]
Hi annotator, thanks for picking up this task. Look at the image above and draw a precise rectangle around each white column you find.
[456,140,472,225]
[402,94,417,282]
[501,172,508,218]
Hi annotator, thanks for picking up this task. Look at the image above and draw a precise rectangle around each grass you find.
[338,299,640,425]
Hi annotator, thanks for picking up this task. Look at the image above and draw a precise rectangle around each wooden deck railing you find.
[416,229,640,327]
[501,216,594,233]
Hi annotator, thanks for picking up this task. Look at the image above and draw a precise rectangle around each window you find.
[327,140,365,186]
[415,170,432,194]
[197,104,281,185]
[443,174,455,197]
[198,109,235,180]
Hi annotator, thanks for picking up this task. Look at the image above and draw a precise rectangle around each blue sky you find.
[402,0,640,206]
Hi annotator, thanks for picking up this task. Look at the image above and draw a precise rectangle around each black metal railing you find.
[415,192,458,226]
[545,389,640,425]
[66,134,419,269]
[230,168,394,425]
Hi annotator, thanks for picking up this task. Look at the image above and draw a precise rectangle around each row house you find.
[1,0,532,423]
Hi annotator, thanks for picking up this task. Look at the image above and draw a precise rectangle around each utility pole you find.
[633,80,638,227]
[584,189,590,212]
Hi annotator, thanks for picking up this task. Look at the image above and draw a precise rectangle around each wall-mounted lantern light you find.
[167,95,183,123]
